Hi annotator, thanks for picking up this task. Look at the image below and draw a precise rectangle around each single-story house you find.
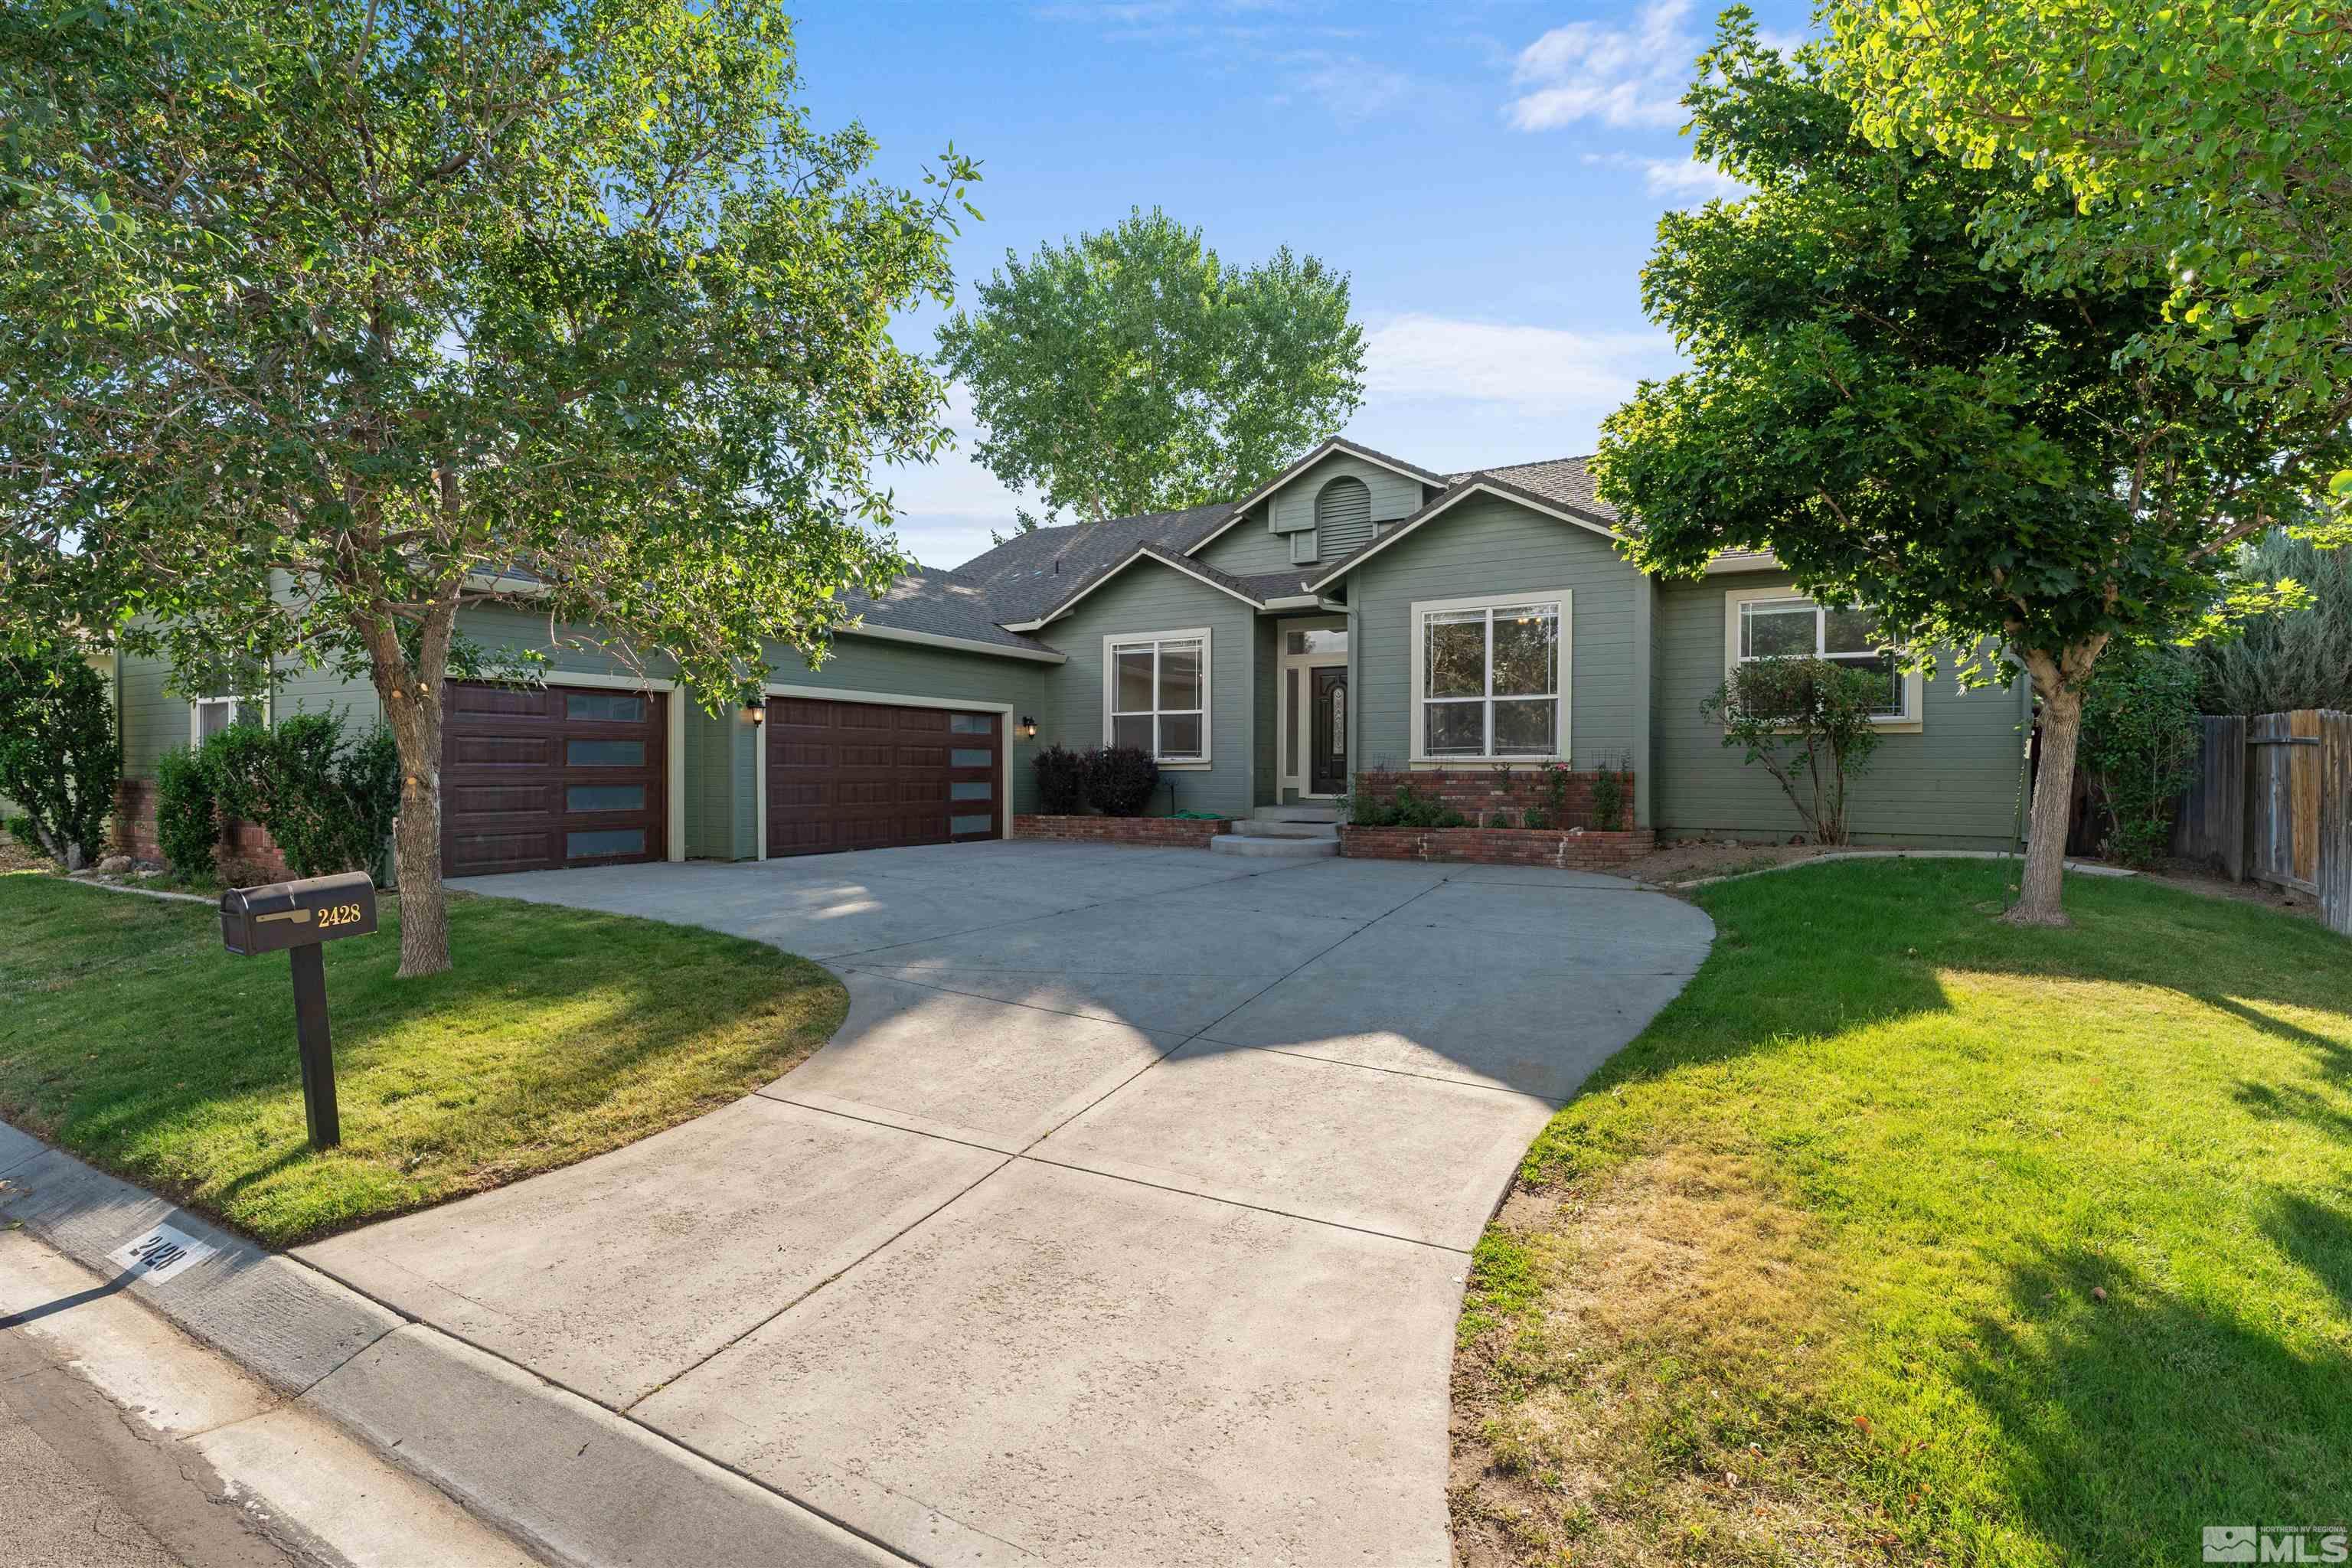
[107,438,2030,874]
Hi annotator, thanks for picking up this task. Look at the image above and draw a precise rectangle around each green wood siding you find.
[1651,573,2027,848]
[1344,495,1645,780]
[1039,560,1256,817]
[1196,452,1429,575]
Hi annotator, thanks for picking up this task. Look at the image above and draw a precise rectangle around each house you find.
[107,438,2030,874]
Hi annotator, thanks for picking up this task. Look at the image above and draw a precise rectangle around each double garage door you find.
[439,684,1002,874]
[442,682,668,877]
[766,696,1001,857]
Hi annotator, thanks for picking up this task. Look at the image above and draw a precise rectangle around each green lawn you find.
[0,874,845,1246]
[1451,861,2351,1568]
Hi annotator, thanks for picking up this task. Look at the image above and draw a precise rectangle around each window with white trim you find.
[191,690,263,743]
[1106,629,1208,762]
[1735,596,1906,717]
[1413,596,1564,760]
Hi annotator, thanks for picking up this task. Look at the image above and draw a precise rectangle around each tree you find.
[1591,15,2344,924]
[935,207,1366,528]
[0,0,978,974]
[1830,0,2352,524]
[0,639,119,868]
[1703,656,1888,845]
[2195,528,2352,715]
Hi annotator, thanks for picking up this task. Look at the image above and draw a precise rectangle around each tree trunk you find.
[361,603,456,978]
[2008,669,2086,927]
[384,689,450,976]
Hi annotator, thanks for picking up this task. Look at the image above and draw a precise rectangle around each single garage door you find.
[766,697,1001,857]
[442,681,668,877]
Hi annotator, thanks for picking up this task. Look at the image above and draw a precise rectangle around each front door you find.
[1310,667,1348,797]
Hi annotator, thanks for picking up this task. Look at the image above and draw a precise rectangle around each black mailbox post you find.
[220,872,377,1151]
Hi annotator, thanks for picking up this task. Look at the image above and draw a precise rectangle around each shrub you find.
[1033,745,1089,815]
[1351,782,1464,829]
[0,641,121,869]
[154,744,224,879]
[1589,758,1627,832]
[2194,525,2352,714]
[1703,657,1886,845]
[209,710,400,879]
[2079,645,2202,867]
[1085,745,1160,817]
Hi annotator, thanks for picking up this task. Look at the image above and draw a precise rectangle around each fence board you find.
[2292,708,2323,885]
[2171,715,2246,879]
[2321,711,2351,938]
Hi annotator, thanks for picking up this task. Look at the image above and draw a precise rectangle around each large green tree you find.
[935,207,1365,529]
[0,0,977,974]
[1831,0,2352,521]
[1593,15,2342,924]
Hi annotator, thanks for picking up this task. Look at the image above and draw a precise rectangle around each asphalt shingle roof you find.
[847,451,1622,652]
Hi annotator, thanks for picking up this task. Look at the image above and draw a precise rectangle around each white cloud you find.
[1582,150,1749,203]
[1362,313,1669,416]
[1505,0,1697,131]
[1295,55,1418,126]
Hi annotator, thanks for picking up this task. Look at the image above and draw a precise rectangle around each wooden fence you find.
[2172,709,2352,936]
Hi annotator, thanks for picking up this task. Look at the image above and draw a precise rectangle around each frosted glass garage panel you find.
[567,828,645,858]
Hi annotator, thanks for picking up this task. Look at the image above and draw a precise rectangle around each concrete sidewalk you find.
[300,844,1711,1566]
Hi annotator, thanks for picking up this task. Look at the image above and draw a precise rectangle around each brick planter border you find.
[113,778,289,880]
[1339,823,1655,871]
[1013,814,1230,848]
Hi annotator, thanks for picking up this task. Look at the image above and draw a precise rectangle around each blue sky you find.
[789,0,1813,568]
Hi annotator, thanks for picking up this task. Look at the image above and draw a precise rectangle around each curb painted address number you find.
[106,1221,218,1285]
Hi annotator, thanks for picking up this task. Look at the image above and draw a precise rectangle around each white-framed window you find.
[1723,586,1922,727]
[190,691,265,743]
[1409,591,1570,763]
[1102,627,1210,765]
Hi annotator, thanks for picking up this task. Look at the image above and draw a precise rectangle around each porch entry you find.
[1277,619,1349,800]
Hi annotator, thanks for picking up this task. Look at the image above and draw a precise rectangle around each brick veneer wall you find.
[113,778,289,880]
[1340,824,1654,870]
[1013,814,1231,848]
[1352,768,1635,831]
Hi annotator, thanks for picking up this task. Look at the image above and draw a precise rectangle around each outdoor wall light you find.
[1019,715,1037,739]
[745,697,766,726]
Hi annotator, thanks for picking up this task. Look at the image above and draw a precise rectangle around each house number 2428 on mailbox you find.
[219,871,379,1149]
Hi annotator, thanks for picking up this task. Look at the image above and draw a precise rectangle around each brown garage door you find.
[766,697,1001,857]
[441,681,667,877]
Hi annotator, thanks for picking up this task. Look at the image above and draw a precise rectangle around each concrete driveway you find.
[302,841,1712,1566]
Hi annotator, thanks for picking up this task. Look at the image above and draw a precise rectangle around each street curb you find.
[0,1127,908,1568]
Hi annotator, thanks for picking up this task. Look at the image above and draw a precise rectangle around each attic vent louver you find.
[1315,475,1374,557]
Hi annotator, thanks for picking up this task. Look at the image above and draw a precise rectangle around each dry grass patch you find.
[1453,1149,1882,1568]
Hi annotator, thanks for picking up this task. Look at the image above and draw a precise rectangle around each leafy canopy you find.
[0,0,978,696]
[1592,15,2342,694]
[936,207,1365,528]
[1831,0,2352,525]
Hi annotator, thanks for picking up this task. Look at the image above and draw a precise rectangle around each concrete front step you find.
[1209,834,1340,858]
[1231,818,1341,840]
[1251,805,1341,824]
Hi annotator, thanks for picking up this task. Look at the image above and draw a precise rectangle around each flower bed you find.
[1013,814,1230,848]
[1340,824,1655,870]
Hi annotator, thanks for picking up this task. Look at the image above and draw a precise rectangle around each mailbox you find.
[220,872,377,956]
[220,871,379,1151]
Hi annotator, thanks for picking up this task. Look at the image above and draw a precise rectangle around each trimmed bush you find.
[209,710,400,879]
[1085,745,1160,817]
[1033,744,1089,815]
[0,641,120,869]
[154,744,224,879]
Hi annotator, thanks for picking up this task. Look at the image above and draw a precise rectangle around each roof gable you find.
[1305,473,1624,592]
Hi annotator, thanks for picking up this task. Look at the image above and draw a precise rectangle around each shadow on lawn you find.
[1955,1233,2352,1560]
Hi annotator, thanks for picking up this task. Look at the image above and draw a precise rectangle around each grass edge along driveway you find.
[0,873,846,1247]
[1450,859,2352,1568]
